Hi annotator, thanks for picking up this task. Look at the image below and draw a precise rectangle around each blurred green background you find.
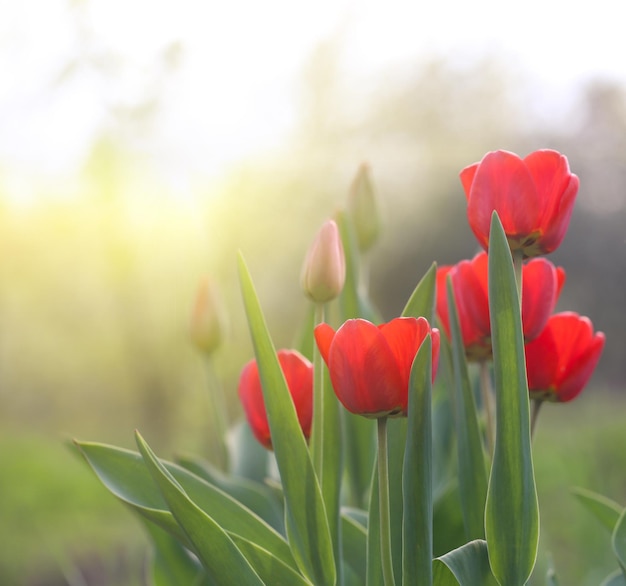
[2,1,626,584]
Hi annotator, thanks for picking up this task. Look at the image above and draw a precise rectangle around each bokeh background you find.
[1,0,626,584]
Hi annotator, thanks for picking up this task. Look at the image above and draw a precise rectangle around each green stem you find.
[204,359,229,471]
[311,302,326,479]
[377,416,396,586]
[479,360,495,456]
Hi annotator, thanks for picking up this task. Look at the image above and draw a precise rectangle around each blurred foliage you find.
[1,30,625,583]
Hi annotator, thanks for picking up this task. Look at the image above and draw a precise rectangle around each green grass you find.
[0,428,147,585]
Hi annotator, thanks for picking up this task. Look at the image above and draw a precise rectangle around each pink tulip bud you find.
[300,219,346,303]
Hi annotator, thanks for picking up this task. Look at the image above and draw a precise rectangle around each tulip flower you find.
[525,312,605,403]
[314,317,439,418]
[436,252,565,361]
[460,149,579,257]
[190,277,226,356]
[347,163,381,252]
[238,350,313,449]
[301,219,346,303]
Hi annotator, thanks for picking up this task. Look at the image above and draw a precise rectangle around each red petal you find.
[538,174,579,253]
[521,258,559,341]
[557,332,605,402]
[435,266,453,338]
[238,359,272,448]
[314,323,336,366]
[467,151,540,247]
[328,319,404,415]
[278,350,314,437]
[453,254,490,348]
[459,162,479,201]
[379,317,430,397]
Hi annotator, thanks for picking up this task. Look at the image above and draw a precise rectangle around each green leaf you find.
[446,277,488,541]
[571,487,624,533]
[142,519,209,586]
[238,254,336,586]
[602,570,626,586]
[612,508,626,575]
[136,431,265,585]
[433,540,498,586]
[310,357,344,584]
[75,440,295,568]
[403,335,433,585]
[485,212,539,585]
[175,453,284,533]
[341,511,368,584]
[402,261,437,323]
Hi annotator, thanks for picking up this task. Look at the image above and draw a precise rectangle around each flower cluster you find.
[238,148,604,449]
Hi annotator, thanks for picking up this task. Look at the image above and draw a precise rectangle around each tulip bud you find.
[347,163,381,252]
[300,219,346,303]
[190,277,226,355]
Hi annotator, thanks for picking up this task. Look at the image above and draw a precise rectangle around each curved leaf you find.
[403,335,433,585]
[612,508,626,575]
[571,486,623,533]
[433,540,498,586]
[601,570,626,586]
[446,277,488,540]
[485,212,539,585]
[75,440,295,568]
[136,432,265,586]
[238,254,336,586]
[341,512,368,584]
[402,261,437,323]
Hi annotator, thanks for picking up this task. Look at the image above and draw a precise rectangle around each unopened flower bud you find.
[348,163,381,252]
[300,219,346,303]
[190,277,225,355]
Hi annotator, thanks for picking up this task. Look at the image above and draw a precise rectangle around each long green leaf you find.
[75,440,295,568]
[402,261,437,322]
[342,512,368,584]
[612,509,626,575]
[571,487,624,533]
[142,519,209,586]
[175,453,284,533]
[403,335,433,585]
[485,212,539,585]
[433,540,498,586]
[238,254,336,586]
[446,277,488,540]
[136,432,265,586]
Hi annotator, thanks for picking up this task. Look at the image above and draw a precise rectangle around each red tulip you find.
[314,317,439,418]
[525,312,605,402]
[436,252,565,361]
[238,350,313,449]
[460,149,579,257]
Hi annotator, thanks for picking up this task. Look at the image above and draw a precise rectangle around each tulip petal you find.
[557,333,605,402]
[466,151,541,248]
[521,259,560,341]
[327,319,404,416]
[314,323,336,366]
[539,174,579,254]
[459,162,479,201]
[435,266,454,338]
[454,255,490,350]
[379,317,430,395]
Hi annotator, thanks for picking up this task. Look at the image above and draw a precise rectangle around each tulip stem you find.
[530,398,543,439]
[311,303,326,479]
[204,358,229,471]
[479,360,495,455]
[377,416,397,586]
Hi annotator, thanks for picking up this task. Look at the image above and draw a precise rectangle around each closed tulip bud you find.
[300,219,346,303]
[348,163,381,252]
[190,277,225,356]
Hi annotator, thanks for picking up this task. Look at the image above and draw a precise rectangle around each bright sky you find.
[1,0,625,194]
